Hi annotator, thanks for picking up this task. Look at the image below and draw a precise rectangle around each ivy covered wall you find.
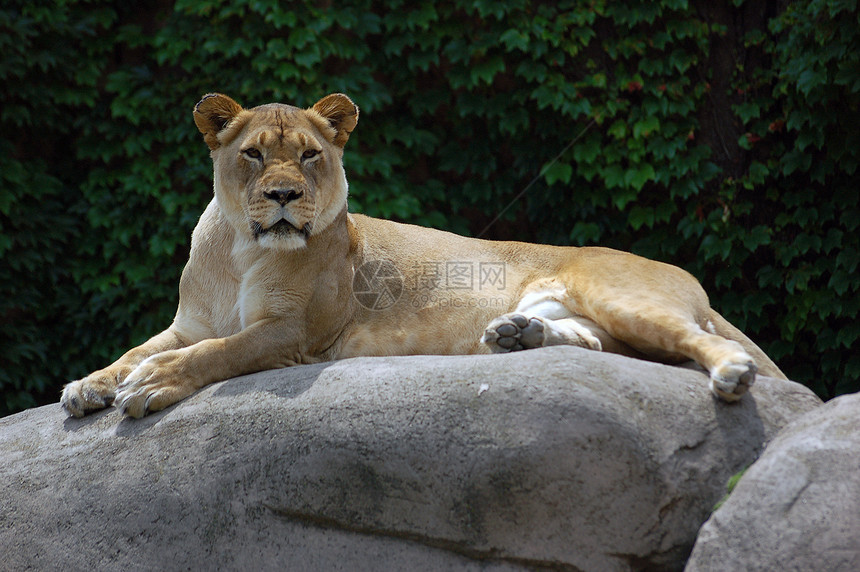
[2,0,858,415]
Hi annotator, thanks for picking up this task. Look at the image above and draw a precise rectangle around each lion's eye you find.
[301,149,320,161]
[242,148,262,160]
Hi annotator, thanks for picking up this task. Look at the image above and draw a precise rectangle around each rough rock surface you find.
[686,392,860,572]
[0,346,821,571]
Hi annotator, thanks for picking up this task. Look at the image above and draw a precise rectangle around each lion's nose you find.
[264,188,303,205]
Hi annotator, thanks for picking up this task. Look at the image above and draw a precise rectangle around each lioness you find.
[61,93,786,418]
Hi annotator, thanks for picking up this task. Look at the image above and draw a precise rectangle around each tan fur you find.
[61,93,787,418]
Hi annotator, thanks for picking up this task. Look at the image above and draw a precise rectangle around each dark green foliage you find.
[2,0,858,416]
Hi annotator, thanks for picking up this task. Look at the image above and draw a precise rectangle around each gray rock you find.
[686,392,860,572]
[0,346,821,571]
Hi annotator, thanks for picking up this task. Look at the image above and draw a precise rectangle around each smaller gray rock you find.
[686,392,860,572]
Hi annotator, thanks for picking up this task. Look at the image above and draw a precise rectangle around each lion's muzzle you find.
[248,176,316,248]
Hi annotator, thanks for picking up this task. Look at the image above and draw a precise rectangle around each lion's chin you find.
[252,219,312,251]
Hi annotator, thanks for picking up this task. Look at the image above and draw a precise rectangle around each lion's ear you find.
[312,93,359,147]
[193,93,244,150]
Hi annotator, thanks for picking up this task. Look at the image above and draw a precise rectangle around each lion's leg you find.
[579,295,758,402]
[112,317,306,418]
[482,266,758,401]
[545,250,761,401]
[61,329,187,417]
[604,307,757,402]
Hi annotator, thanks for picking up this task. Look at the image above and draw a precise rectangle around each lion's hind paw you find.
[481,313,546,353]
[710,359,757,402]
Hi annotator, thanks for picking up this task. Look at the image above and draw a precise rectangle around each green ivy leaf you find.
[543,161,573,185]
[471,55,505,85]
[626,164,655,190]
[632,116,660,139]
[500,29,530,51]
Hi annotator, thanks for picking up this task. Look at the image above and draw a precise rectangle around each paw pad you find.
[482,313,545,353]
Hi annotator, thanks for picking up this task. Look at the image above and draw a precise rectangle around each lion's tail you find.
[707,309,788,380]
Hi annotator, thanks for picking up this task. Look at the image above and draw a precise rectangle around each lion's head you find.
[193,93,359,250]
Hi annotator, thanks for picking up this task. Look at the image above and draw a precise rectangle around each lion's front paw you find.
[710,358,757,402]
[61,373,119,418]
[481,313,546,353]
[114,352,195,418]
